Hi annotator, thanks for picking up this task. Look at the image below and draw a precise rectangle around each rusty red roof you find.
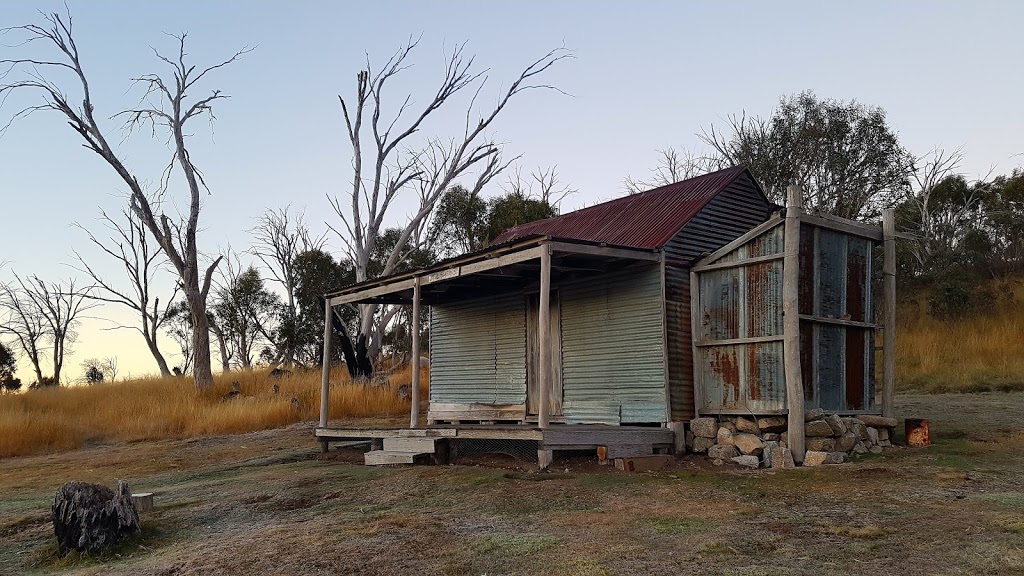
[491,165,756,250]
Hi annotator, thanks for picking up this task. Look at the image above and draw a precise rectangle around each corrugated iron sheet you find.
[429,292,526,405]
[560,265,667,424]
[492,166,750,249]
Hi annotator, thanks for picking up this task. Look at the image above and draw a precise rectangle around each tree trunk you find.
[187,291,215,389]
[145,334,172,378]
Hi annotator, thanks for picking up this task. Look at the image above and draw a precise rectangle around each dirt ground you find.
[2,393,1023,576]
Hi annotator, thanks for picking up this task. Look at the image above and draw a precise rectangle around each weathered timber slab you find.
[383,437,437,452]
[364,451,423,465]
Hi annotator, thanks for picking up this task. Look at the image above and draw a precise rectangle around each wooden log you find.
[783,185,806,464]
[410,278,421,428]
[882,209,896,419]
[319,299,333,428]
[538,245,552,429]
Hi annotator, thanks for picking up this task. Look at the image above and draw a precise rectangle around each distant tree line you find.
[634,91,1023,321]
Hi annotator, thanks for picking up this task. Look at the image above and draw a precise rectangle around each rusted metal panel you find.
[698,268,741,341]
[560,265,667,424]
[493,167,754,250]
[429,291,526,406]
[746,261,783,338]
[815,228,848,319]
[816,325,845,411]
[845,327,866,410]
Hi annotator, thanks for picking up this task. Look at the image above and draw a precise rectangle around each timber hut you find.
[315,166,898,468]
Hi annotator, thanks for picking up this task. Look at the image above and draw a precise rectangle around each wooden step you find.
[364,450,423,465]
[383,437,437,452]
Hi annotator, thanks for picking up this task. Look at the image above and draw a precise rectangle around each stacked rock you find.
[686,411,898,469]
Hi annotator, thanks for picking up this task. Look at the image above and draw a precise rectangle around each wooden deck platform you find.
[315,424,675,468]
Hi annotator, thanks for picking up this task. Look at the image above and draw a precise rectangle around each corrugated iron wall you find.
[695,225,787,413]
[560,265,667,424]
[663,171,773,420]
[694,221,878,414]
[429,291,527,405]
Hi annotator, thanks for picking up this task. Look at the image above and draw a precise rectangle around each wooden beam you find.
[695,335,786,347]
[882,209,896,419]
[319,300,333,428]
[801,213,884,242]
[328,278,416,306]
[410,278,421,428]
[694,214,784,266]
[429,245,547,284]
[538,245,552,429]
[547,241,661,262]
[798,315,879,329]
[783,184,806,465]
[692,253,785,273]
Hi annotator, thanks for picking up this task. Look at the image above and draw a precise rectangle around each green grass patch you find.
[475,533,557,556]
[648,516,711,534]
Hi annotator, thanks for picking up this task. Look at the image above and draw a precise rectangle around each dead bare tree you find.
[0,278,48,385]
[0,274,93,385]
[327,39,569,360]
[73,208,178,377]
[0,11,249,390]
[907,147,966,265]
[250,207,324,367]
[505,166,577,208]
[624,147,718,194]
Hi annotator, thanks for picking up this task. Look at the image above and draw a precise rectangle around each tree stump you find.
[52,480,141,555]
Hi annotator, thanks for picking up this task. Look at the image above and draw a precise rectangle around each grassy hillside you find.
[897,279,1024,393]
[0,366,427,459]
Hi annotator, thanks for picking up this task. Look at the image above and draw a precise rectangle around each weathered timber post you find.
[410,277,421,428]
[320,299,334,431]
[882,209,896,419]
[538,244,552,429]
[783,184,806,464]
[537,243,553,469]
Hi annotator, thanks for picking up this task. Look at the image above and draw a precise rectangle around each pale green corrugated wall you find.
[429,291,526,405]
[560,265,667,424]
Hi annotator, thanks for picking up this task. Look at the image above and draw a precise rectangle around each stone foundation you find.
[685,411,899,468]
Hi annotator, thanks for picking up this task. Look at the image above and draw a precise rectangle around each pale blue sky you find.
[1,1,1022,380]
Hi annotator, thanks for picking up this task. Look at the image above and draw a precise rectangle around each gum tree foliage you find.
[649,91,915,220]
[0,341,21,393]
[292,249,355,366]
[327,38,569,361]
[428,170,562,260]
[209,263,282,370]
[0,11,250,390]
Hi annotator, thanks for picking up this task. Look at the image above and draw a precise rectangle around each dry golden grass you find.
[0,364,428,459]
[897,280,1024,393]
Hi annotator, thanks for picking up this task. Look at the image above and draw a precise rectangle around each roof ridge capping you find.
[490,165,756,250]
